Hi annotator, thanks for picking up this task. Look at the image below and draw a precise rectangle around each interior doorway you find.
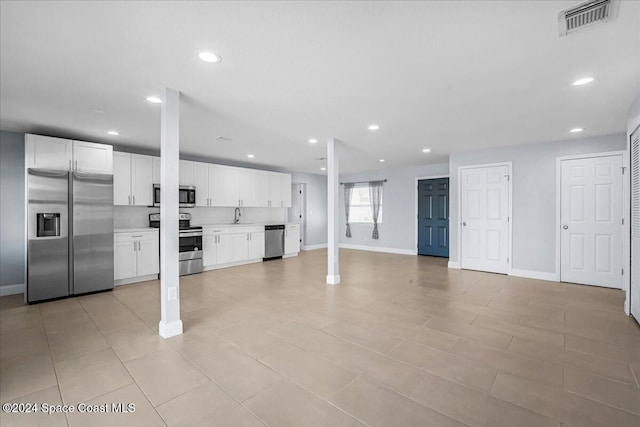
[459,163,511,274]
[417,178,450,257]
[559,153,624,289]
[288,183,306,248]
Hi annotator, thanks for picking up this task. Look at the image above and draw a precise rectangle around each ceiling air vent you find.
[558,0,620,36]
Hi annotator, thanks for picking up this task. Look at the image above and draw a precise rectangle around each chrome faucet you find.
[234,207,241,223]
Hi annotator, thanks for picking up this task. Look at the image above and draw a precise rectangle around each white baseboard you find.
[159,319,183,338]
[509,268,557,282]
[0,283,25,296]
[447,261,460,269]
[203,258,263,271]
[326,274,341,285]
[283,253,299,258]
[302,244,327,251]
[338,243,417,256]
[115,274,159,286]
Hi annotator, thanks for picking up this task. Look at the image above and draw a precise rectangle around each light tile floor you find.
[1,249,639,426]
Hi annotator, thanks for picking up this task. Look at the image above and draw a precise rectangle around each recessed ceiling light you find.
[573,77,594,86]
[422,148,431,153]
[321,167,326,171]
[247,154,255,158]
[146,96,162,104]
[308,138,318,144]
[198,51,222,63]
[107,130,119,136]
[368,124,380,131]
[569,128,584,133]
[379,159,385,163]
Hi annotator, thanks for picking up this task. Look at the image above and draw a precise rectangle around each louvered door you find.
[631,127,640,318]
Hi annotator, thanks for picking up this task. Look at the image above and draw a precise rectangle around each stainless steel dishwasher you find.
[264,225,285,260]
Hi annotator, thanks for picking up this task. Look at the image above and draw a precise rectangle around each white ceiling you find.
[1,1,639,174]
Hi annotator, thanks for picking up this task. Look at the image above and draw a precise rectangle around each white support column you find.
[327,138,340,285]
[159,87,183,338]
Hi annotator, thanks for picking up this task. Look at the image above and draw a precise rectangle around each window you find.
[349,185,383,223]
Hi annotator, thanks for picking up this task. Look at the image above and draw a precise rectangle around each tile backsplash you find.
[114,206,287,229]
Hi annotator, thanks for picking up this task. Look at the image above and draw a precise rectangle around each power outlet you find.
[168,287,177,301]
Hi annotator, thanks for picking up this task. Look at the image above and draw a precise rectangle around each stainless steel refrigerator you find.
[27,169,114,303]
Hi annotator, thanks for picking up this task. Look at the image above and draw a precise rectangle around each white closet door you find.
[460,165,510,274]
[560,155,623,289]
[631,128,640,317]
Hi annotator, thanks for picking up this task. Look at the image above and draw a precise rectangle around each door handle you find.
[562,225,569,230]
[462,222,467,226]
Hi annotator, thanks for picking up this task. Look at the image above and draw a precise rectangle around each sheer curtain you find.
[369,181,383,239]
[343,183,355,238]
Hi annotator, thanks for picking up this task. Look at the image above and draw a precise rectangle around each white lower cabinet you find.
[114,230,159,284]
[285,224,300,255]
[248,231,265,259]
[203,226,265,269]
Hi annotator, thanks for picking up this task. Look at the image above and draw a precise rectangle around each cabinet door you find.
[207,164,219,207]
[215,165,240,207]
[25,134,73,170]
[248,232,265,259]
[114,238,137,280]
[285,228,300,254]
[152,157,160,184]
[218,233,247,264]
[253,170,269,207]
[73,141,113,174]
[266,172,279,207]
[131,154,153,206]
[238,169,256,207]
[282,174,292,207]
[202,234,218,267]
[179,160,196,186]
[137,234,159,276]
[194,162,210,207]
[112,152,132,206]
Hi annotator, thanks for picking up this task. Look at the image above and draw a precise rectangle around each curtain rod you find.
[340,179,387,185]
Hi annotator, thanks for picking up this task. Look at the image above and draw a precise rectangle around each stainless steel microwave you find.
[153,184,196,208]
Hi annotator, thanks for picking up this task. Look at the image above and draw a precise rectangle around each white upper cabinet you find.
[179,160,196,187]
[73,140,113,174]
[131,154,153,206]
[25,134,112,174]
[267,172,291,208]
[215,165,240,207]
[253,170,269,207]
[146,154,291,209]
[26,134,72,170]
[113,152,153,206]
[152,157,160,184]
[113,152,132,206]
[194,161,210,207]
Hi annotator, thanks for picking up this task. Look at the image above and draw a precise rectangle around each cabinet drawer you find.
[115,230,158,242]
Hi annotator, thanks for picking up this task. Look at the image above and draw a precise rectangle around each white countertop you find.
[194,222,301,228]
[114,227,159,233]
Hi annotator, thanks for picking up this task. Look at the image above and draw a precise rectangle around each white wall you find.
[449,133,627,275]
[338,163,449,252]
[0,131,25,295]
[290,171,327,248]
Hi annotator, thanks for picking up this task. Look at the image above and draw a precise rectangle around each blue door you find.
[418,178,449,257]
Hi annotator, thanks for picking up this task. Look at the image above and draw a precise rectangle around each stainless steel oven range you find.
[149,213,203,276]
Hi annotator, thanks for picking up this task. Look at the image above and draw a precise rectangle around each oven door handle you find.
[179,232,203,238]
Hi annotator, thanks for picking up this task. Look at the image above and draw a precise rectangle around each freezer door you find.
[27,169,70,302]
[72,173,114,295]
